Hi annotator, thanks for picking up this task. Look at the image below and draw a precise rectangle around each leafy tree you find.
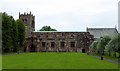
[116,34,120,58]
[89,41,98,52]
[90,38,101,54]
[2,12,13,52]
[39,26,57,31]
[0,13,2,52]
[11,16,18,52]
[2,12,26,53]
[16,19,25,53]
[105,34,120,57]
[97,36,111,55]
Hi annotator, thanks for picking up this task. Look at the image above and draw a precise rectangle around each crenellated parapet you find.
[19,11,35,38]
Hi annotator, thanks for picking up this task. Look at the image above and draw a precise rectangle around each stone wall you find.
[26,32,94,52]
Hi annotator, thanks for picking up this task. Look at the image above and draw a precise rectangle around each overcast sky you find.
[1,0,120,31]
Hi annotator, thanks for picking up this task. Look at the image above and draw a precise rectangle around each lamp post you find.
[100,36,103,60]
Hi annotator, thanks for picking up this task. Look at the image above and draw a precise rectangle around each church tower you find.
[19,11,35,38]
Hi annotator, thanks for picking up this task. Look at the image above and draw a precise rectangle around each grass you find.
[2,52,118,69]
[0,55,2,70]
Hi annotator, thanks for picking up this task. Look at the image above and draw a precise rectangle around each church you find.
[19,12,94,52]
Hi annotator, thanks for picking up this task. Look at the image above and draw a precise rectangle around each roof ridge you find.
[88,28,115,29]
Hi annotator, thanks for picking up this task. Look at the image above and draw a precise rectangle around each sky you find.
[1,0,120,32]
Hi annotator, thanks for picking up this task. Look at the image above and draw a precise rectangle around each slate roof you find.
[87,27,118,38]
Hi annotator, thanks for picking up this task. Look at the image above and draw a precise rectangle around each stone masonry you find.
[19,12,94,52]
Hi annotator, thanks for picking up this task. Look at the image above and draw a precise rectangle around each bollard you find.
[101,56,103,60]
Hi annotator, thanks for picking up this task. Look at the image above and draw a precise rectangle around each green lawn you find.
[2,52,118,69]
[0,55,2,70]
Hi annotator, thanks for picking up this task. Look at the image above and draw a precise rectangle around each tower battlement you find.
[19,11,34,16]
[19,11,35,38]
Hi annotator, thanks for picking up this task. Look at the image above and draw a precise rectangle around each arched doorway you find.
[82,48,86,53]
[30,44,36,52]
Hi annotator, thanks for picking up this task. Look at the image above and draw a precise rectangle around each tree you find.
[105,40,115,56]
[2,12,13,52]
[0,13,2,53]
[105,34,120,57]
[2,13,26,53]
[11,16,18,52]
[39,26,57,31]
[89,41,98,52]
[116,34,120,58]
[16,19,25,53]
[97,36,111,55]
[90,38,101,54]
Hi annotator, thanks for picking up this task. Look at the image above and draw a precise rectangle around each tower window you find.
[24,19,27,24]
[25,19,27,22]
[22,19,24,22]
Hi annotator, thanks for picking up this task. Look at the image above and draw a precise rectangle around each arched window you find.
[25,19,27,24]
[22,19,24,22]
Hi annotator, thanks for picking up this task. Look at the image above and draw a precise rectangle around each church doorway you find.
[30,44,36,52]
[82,48,86,53]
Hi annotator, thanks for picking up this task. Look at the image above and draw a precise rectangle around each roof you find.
[33,31,86,33]
[87,27,118,38]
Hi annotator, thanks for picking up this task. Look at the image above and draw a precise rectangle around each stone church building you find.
[19,12,94,52]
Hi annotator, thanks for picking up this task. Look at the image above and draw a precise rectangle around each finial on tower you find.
[24,12,26,15]
[30,11,31,15]
[115,25,117,29]
[19,12,20,15]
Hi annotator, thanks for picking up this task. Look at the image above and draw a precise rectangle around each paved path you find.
[89,54,119,64]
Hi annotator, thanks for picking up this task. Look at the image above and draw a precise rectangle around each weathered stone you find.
[19,12,94,52]
[26,32,94,52]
